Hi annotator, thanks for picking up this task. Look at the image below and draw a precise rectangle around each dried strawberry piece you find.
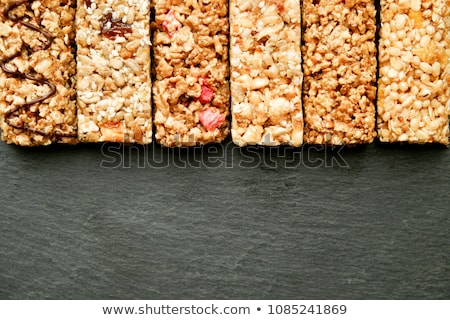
[162,9,181,38]
[199,85,214,104]
[199,108,225,132]
[198,77,214,104]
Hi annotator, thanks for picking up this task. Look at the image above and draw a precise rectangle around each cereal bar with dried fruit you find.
[0,0,77,146]
[377,0,450,145]
[230,0,303,147]
[152,0,230,147]
[302,0,377,145]
[76,0,152,144]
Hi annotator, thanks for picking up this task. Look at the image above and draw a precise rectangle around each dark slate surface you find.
[0,140,449,299]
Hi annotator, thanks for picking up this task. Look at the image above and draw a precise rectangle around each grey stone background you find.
[0,141,449,299]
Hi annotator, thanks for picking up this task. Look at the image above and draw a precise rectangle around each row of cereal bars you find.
[0,0,449,147]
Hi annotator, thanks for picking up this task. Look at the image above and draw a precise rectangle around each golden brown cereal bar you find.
[76,0,152,144]
[152,0,230,147]
[302,0,378,145]
[0,0,77,146]
[230,0,303,147]
[377,0,450,145]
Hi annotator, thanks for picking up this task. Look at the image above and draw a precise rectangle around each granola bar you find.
[230,0,303,147]
[377,0,450,145]
[152,0,230,147]
[0,0,77,146]
[302,0,378,145]
[76,0,152,144]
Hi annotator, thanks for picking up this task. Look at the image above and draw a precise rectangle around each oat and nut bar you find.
[377,0,450,145]
[230,0,303,147]
[76,0,152,144]
[0,0,77,146]
[152,0,230,147]
[302,0,378,145]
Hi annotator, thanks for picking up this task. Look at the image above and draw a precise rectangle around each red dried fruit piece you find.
[199,108,225,132]
[199,85,214,104]
[162,9,181,38]
[101,12,132,40]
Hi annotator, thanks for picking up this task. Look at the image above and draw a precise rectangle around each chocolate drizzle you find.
[0,0,75,138]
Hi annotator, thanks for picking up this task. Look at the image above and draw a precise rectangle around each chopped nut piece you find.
[99,121,124,142]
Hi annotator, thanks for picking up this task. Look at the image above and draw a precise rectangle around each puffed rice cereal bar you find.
[377,0,450,145]
[0,0,77,146]
[152,0,230,147]
[230,0,303,147]
[76,0,152,144]
[302,0,377,145]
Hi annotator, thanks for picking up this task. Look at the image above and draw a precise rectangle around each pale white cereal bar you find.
[302,0,377,145]
[76,0,152,144]
[377,0,449,145]
[0,0,77,146]
[230,0,303,147]
[152,0,230,147]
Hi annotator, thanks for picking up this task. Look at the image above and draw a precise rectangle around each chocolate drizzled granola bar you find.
[0,0,77,146]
